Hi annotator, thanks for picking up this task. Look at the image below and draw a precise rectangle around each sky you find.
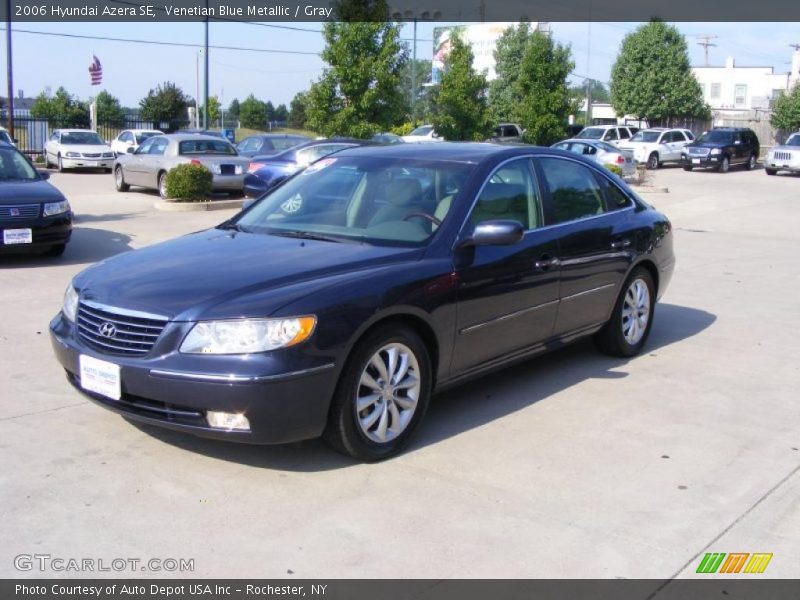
[1,21,798,109]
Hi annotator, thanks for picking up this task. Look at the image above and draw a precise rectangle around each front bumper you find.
[49,312,338,444]
[681,154,720,168]
[0,214,72,252]
[61,157,114,169]
[764,156,800,172]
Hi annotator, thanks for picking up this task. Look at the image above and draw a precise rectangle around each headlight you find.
[43,200,70,217]
[180,316,316,354]
[65,152,80,158]
[710,148,721,155]
[62,285,79,323]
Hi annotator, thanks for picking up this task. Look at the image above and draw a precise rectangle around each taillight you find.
[248,162,266,173]
[616,155,625,164]
[190,159,202,166]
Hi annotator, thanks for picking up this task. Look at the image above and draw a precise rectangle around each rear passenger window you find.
[619,128,631,139]
[605,129,619,141]
[540,158,607,224]
[603,180,633,210]
[471,159,542,230]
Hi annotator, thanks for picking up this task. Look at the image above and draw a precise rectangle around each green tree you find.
[397,57,433,123]
[239,94,267,129]
[610,20,710,125]
[570,79,610,105]
[306,0,407,138]
[139,82,189,130]
[94,90,125,127]
[30,87,89,128]
[228,98,240,122]
[429,33,492,141]
[771,82,800,133]
[288,92,309,129]
[265,101,275,122]
[514,30,576,145]
[488,22,530,123]
[274,103,289,122]
[200,95,221,126]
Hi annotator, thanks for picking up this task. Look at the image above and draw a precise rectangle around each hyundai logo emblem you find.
[9,208,19,216]
[98,322,117,338]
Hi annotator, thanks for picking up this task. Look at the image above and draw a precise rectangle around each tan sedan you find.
[113,133,250,198]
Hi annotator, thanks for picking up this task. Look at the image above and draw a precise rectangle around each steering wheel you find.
[402,211,441,226]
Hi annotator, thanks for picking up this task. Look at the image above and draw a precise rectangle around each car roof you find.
[557,138,609,147]
[57,129,99,133]
[335,141,554,163]
[159,133,233,142]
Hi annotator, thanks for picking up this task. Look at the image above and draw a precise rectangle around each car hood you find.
[0,179,65,204]
[60,144,111,154]
[74,229,422,321]
[769,144,800,152]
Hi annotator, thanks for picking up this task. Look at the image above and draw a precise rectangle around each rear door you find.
[452,157,561,373]
[535,156,634,335]
[123,137,155,185]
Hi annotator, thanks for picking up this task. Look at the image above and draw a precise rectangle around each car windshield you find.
[575,128,605,140]
[785,134,800,147]
[0,148,38,180]
[409,126,433,136]
[697,130,735,144]
[630,131,661,143]
[61,131,104,145]
[179,140,236,155]
[136,132,161,144]
[235,156,472,246]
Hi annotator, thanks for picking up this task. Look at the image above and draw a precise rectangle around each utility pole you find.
[5,0,14,139]
[411,18,417,128]
[203,0,209,130]
[696,35,718,67]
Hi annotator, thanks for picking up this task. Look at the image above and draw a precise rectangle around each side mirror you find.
[464,220,524,247]
[126,147,135,154]
[38,170,50,180]
[12,138,18,144]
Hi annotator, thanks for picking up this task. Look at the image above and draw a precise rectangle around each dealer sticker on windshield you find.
[2,229,32,245]
[79,354,121,401]
[302,157,336,175]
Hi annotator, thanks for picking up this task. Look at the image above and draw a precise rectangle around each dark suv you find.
[682,127,759,173]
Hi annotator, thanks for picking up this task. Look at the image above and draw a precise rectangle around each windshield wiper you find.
[217,222,247,232]
[268,230,346,243]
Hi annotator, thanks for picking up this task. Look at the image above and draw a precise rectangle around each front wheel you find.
[324,325,432,461]
[115,166,130,192]
[746,153,757,171]
[158,172,168,199]
[43,150,51,169]
[766,168,777,176]
[646,153,659,170]
[718,155,730,173]
[57,155,65,173]
[595,267,655,358]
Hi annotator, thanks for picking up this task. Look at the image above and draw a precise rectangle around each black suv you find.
[682,127,759,173]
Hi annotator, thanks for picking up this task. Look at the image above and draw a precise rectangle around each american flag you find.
[88,55,102,86]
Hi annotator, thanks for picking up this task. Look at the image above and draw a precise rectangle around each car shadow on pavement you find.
[73,213,143,224]
[0,226,134,269]
[132,303,716,472]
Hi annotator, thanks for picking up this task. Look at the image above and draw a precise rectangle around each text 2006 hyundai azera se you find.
[50,143,674,461]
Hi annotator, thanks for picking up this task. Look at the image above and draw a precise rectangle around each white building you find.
[692,51,799,111]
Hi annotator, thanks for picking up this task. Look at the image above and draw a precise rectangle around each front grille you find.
[81,153,101,158]
[220,164,236,175]
[773,151,793,162]
[688,147,710,157]
[76,302,168,356]
[0,204,39,220]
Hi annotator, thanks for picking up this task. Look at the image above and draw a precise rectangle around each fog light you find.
[206,411,250,431]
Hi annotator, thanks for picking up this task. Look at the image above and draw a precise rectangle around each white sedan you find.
[44,129,115,172]
[401,125,443,143]
[551,139,637,179]
[110,129,164,157]
[618,128,694,169]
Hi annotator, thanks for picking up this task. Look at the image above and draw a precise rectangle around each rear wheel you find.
[595,267,655,358]
[646,152,659,170]
[766,168,777,176]
[683,165,693,171]
[746,153,757,171]
[324,324,432,461]
[158,172,168,199]
[115,166,130,192]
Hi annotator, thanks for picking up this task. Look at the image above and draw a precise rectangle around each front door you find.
[452,158,561,373]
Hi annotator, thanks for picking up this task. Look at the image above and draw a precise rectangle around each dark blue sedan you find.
[243,138,370,198]
[0,141,72,256]
[50,143,674,461]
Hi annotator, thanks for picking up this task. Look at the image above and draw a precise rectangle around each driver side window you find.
[469,159,541,230]
[136,138,155,154]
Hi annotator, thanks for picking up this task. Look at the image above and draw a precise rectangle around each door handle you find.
[534,255,560,270]
[610,239,631,249]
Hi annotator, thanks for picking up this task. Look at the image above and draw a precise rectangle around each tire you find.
[718,155,730,173]
[323,324,432,461]
[646,153,659,170]
[766,168,777,176]
[595,267,656,358]
[114,166,130,192]
[683,165,693,171]
[43,150,50,169]
[44,243,66,257]
[158,172,168,199]
[746,153,757,171]
[57,155,65,173]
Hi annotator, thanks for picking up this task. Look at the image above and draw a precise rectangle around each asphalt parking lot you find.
[1,164,798,580]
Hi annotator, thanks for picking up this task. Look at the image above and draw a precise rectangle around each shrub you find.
[604,163,624,177]
[390,122,414,136]
[34,155,45,164]
[164,163,213,202]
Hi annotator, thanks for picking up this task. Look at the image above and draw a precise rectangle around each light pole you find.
[5,0,14,139]
[392,9,441,128]
[203,0,209,130]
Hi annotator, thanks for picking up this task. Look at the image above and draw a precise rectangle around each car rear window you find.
[575,128,605,140]
[179,140,236,155]
[631,131,661,143]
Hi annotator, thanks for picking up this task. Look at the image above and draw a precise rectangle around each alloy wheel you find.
[355,342,421,444]
[621,278,651,346]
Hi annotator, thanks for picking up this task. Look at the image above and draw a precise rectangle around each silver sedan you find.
[113,134,250,198]
[551,139,636,179]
